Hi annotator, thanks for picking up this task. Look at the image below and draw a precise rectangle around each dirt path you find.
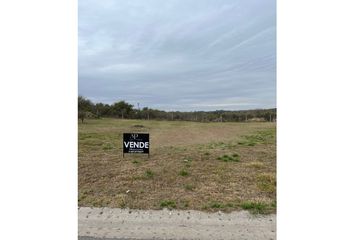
[79,207,276,240]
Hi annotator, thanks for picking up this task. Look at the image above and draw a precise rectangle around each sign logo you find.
[123,133,149,156]
[131,133,138,140]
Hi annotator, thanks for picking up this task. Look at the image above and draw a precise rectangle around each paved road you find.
[79,237,144,240]
[79,207,276,240]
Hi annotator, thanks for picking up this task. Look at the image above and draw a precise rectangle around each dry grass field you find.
[79,119,276,214]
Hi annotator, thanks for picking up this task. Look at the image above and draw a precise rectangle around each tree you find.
[112,101,133,119]
[94,103,106,118]
[78,96,93,123]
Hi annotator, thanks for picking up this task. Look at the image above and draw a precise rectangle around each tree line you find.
[78,96,276,123]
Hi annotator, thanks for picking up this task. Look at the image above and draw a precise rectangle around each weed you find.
[238,141,256,146]
[240,201,268,214]
[207,201,235,209]
[210,202,224,208]
[160,200,176,209]
[132,160,139,164]
[179,169,189,176]
[218,154,240,162]
[145,169,154,179]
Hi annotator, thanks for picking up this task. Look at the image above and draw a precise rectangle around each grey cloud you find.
[79,0,276,111]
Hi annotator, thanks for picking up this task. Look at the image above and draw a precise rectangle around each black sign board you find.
[123,133,149,156]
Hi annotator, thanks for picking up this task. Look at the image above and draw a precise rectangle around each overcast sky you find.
[79,0,276,111]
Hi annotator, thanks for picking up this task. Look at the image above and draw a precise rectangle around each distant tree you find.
[142,107,149,120]
[94,103,105,118]
[78,96,93,123]
[78,96,276,122]
[112,101,133,119]
[78,111,86,123]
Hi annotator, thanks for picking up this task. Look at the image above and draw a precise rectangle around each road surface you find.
[78,207,276,240]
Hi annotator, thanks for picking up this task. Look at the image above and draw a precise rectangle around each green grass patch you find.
[217,154,240,162]
[208,141,237,150]
[160,200,176,209]
[238,129,275,146]
[238,141,256,146]
[132,160,140,164]
[145,169,154,179]
[240,201,273,214]
[210,202,224,209]
[179,169,189,176]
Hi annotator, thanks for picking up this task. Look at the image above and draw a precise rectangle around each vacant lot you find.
[79,119,276,213]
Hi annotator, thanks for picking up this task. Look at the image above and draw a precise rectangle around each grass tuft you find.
[240,201,271,214]
[179,169,189,176]
[145,169,154,179]
[160,200,176,209]
[217,154,240,162]
[210,202,224,209]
